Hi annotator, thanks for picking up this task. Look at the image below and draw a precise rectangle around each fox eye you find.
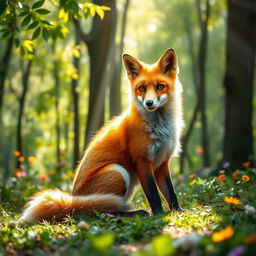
[156,84,165,90]
[138,85,146,92]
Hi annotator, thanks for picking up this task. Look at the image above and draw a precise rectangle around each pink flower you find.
[227,246,245,256]
[59,161,67,168]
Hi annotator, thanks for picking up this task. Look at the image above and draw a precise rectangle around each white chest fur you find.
[142,104,176,169]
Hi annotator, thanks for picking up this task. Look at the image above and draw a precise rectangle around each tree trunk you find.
[53,43,61,172]
[71,25,81,169]
[0,37,13,116]
[83,0,117,146]
[223,0,256,166]
[16,59,33,168]
[109,0,130,117]
[196,0,211,167]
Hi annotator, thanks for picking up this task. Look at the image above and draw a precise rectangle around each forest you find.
[0,0,255,255]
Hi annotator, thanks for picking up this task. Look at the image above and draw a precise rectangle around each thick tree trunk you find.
[84,0,117,146]
[223,0,256,166]
[71,26,81,169]
[16,59,32,168]
[109,0,130,117]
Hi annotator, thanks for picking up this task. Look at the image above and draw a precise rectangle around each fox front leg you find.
[155,161,182,211]
[136,160,163,214]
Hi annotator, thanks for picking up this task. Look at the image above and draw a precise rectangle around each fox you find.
[20,48,184,223]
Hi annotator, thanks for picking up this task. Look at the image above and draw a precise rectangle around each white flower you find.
[244,205,256,216]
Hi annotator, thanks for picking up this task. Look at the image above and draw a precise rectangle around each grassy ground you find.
[1,163,256,255]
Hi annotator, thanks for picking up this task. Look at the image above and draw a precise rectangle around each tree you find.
[71,25,81,169]
[16,57,33,168]
[109,0,130,117]
[75,0,117,146]
[223,0,256,166]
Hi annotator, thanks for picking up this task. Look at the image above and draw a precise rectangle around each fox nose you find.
[146,100,154,107]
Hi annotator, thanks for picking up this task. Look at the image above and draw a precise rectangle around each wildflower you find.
[18,156,25,162]
[217,174,226,181]
[223,162,230,168]
[244,234,256,244]
[244,205,256,216]
[212,226,234,242]
[233,170,239,176]
[14,151,21,157]
[14,169,26,178]
[40,174,47,181]
[77,221,90,229]
[227,246,245,256]
[196,148,204,155]
[224,196,241,205]
[189,173,196,179]
[28,156,36,163]
[242,161,250,167]
[189,179,197,185]
[241,175,250,182]
[59,150,66,156]
[59,161,67,168]
[105,213,115,218]
[177,175,184,182]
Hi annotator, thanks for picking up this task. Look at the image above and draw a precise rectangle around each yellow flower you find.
[28,156,36,163]
[189,173,196,179]
[189,179,197,185]
[212,226,234,242]
[224,196,241,205]
[217,174,226,181]
[244,234,256,244]
[14,151,21,157]
[242,175,250,182]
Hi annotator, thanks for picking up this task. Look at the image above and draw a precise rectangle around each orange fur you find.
[20,49,183,222]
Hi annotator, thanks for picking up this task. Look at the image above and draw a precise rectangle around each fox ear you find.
[123,54,142,78]
[158,48,178,75]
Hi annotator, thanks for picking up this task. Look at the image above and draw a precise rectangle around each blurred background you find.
[0,0,255,186]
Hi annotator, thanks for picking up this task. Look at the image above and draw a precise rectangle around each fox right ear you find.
[123,54,142,78]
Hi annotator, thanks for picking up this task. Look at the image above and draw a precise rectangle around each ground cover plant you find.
[1,157,256,255]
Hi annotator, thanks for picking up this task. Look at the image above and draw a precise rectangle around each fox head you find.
[123,48,179,112]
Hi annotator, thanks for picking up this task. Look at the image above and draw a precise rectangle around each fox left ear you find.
[158,48,178,75]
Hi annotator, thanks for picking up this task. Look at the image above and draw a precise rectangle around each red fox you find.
[20,48,183,222]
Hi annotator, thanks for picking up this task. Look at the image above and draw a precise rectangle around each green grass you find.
[1,166,256,255]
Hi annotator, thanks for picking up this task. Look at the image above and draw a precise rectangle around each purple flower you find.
[223,162,230,168]
[105,213,115,218]
[227,246,245,256]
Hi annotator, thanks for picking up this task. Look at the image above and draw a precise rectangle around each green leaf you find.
[152,235,174,256]
[27,21,39,30]
[32,26,41,40]
[35,8,50,15]
[21,15,32,27]
[41,20,51,25]
[42,27,48,41]
[32,0,45,9]
[21,3,30,10]
[19,11,29,17]
[90,233,115,253]
[14,37,20,47]
[0,0,7,15]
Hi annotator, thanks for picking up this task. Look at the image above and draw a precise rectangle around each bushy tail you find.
[20,189,128,223]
